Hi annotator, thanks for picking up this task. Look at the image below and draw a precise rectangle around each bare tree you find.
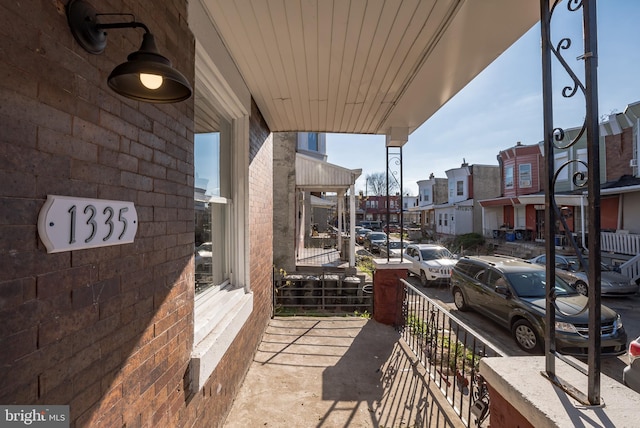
[365,172,399,196]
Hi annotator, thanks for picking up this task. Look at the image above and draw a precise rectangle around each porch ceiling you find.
[195,0,541,135]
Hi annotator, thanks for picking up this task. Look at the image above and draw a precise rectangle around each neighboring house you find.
[273,133,360,272]
[412,174,448,231]
[479,142,544,241]
[598,101,640,274]
[403,195,420,225]
[433,162,500,236]
[359,195,403,225]
[297,132,327,161]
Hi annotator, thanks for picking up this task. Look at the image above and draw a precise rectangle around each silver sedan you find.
[528,254,638,296]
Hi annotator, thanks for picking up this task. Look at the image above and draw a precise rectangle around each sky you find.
[325,2,640,196]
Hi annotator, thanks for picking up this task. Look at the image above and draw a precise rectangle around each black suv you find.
[450,255,627,356]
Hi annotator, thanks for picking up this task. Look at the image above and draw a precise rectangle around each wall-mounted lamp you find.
[66,0,192,103]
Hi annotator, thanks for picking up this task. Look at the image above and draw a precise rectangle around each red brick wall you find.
[605,127,634,181]
[0,2,273,427]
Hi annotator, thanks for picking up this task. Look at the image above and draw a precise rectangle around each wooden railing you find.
[601,231,640,255]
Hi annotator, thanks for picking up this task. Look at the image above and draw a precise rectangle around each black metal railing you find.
[273,271,372,316]
[397,279,506,428]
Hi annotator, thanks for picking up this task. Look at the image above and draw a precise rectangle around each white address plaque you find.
[38,195,138,253]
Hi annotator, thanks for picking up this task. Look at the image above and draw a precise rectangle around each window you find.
[438,213,442,226]
[577,148,588,174]
[195,131,231,295]
[505,166,514,189]
[456,180,464,196]
[519,164,532,188]
[190,41,252,393]
[555,152,569,181]
[308,133,318,151]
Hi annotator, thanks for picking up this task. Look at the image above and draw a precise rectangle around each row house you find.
[479,142,545,241]
[432,162,500,237]
[411,173,448,232]
[479,100,640,278]
[358,194,402,225]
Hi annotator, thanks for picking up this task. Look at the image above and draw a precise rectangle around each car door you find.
[406,247,420,275]
[481,270,515,327]
[462,265,487,308]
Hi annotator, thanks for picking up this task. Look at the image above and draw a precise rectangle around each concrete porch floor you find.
[224,316,461,427]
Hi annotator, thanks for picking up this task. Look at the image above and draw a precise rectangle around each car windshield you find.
[368,233,386,240]
[420,248,454,260]
[505,271,577,298]
[197,243,212,252]
[565,257,612,272]
[388,241,407,249]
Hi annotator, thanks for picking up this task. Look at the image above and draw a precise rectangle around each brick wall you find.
[605,127,634,181]
[0,1,274,427]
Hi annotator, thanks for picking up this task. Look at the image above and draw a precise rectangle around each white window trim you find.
[190,40,252,392]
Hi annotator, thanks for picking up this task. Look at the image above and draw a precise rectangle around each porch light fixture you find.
[66,0,192,103]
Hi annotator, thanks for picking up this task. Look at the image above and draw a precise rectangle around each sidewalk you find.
[223,317,461,427]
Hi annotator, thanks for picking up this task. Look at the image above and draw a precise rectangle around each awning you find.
[296,153,361,192]
[479,197,521,207]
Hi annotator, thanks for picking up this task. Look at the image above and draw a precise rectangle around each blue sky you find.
[326,2,640,195]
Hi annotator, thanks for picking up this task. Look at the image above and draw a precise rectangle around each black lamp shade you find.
[108,33,192,103]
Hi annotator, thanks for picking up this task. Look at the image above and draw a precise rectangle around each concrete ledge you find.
[480,356,640,427]
[372,259,411,269]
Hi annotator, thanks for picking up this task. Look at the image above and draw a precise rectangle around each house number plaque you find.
[38,195,138,253]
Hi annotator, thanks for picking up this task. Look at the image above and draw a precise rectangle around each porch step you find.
[490,239,545,260]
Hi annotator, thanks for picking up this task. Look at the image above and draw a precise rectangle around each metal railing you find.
[397,279,506,428]
[273,271,372,316]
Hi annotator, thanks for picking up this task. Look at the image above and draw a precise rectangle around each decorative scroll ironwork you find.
[541,0,602,405]
[386,147,403,261]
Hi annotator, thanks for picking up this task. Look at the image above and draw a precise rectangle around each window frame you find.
[519,163,532,188]
[505,165,515,189]
[190,40,252,393]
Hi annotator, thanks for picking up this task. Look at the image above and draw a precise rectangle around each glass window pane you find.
[194,131,230,295]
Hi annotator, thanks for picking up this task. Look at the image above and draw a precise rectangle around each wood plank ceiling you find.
[196,0,541,135]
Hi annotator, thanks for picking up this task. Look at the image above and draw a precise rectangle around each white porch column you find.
[350,184,356,267]
[337,190,344,253]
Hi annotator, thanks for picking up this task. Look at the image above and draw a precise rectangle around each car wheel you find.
[452,287,468,311]
[512,319,541,353]
[574,281,588,296]
[420,270,429,287]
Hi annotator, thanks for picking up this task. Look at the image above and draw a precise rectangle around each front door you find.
[535,209,545,241]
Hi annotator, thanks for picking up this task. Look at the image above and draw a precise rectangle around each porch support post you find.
[349,184,356,267]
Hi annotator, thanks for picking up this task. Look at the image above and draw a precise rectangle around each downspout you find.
[617,193,623,230]
[581,194,587,251]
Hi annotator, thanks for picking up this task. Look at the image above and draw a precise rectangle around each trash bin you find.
[342,276,361,312]
[505,232,515,242]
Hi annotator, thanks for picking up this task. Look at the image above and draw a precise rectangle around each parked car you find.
[363,232,387,253]
[450,255,628,356]
[623,335,640,393]
[404,243,457,286]
[379,240,408,258]
[359,220,382,231]
[355,228,372,245]
[195,242,212,271]
[528,254,638,296]
[383,223,401,233]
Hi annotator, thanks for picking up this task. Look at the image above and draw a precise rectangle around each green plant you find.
[356,255,375,276]
[451,233,485,255]
[353,310,371,319]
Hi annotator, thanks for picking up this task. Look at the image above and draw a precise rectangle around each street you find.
[404,274,640,385]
